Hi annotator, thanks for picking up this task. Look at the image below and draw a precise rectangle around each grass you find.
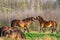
[24,32,60,40]
[0,32,60,40]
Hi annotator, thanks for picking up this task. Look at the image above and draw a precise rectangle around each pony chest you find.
[19,22,24,27]
[45,22,52,27]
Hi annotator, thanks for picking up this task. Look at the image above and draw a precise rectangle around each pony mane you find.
[38,16,44,21]
[22,17,33,22]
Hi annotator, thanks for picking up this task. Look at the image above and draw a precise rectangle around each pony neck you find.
[38,18,45,23]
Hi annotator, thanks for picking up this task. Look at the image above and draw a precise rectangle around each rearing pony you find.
[11,17,36,33]
[36,16,57,33]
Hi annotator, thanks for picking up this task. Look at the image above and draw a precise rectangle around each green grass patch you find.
[24,32,60,40]
[25,33,44,38]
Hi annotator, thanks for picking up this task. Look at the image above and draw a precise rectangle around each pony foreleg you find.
[42,28,45,33]
[26,27,29,33]
[40,27,45,33]
[24,27,26,33]
[51,27,54,33]
[24,27,29,33]
[39,27,41,33]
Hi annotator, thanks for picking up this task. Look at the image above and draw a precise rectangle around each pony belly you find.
[24,23,30,27]
[20,24,24,27]
[27,23,30,26]
[47,24,52,28]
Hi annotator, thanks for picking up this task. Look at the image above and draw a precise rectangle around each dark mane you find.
[37,16,44,22]
[22,17,32,22]
[11,19,20,27]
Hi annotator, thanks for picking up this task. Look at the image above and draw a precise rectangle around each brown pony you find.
[36,16,57,33]
[11,17,36,33]
[0,26,26,39]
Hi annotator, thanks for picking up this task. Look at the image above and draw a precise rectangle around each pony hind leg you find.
[26,27,29,33]
[51,27,58,33]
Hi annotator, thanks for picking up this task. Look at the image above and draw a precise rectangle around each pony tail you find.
[11,21,14,27]
[0,28,2,36]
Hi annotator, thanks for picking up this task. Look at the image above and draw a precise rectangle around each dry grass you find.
[0,33,60,40]
[0,36,58,40]
[42,36,57,40]
[25,36,58,40]
[0,37,25,40]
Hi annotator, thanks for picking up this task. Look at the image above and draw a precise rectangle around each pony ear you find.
[31,17,34,19]
[38,16,42,19]
[38,16,40,17]
[37,16,40,19]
